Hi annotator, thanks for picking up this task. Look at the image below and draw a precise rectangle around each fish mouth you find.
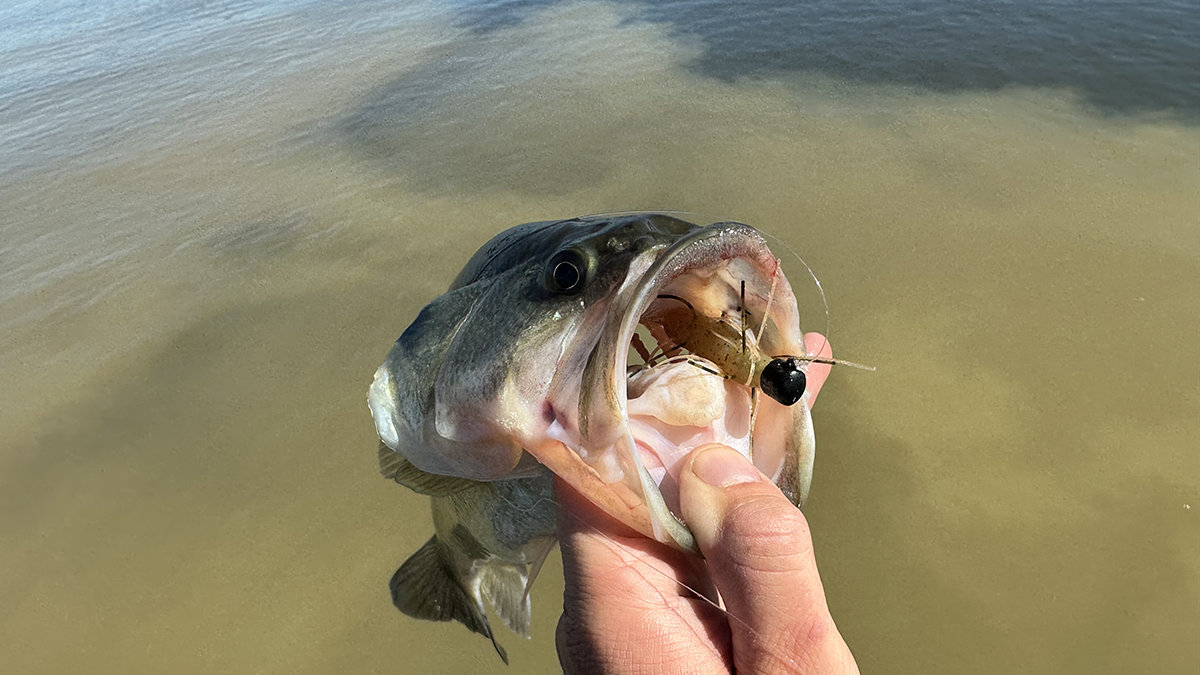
[579,221,812,551]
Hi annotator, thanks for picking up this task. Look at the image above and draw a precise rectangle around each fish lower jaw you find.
[625,363,755,519]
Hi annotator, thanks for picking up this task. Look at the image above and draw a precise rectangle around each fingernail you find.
[691,446,762,488]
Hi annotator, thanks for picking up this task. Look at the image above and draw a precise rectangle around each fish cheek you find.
[372,281,496,476]
[431,274,594,480]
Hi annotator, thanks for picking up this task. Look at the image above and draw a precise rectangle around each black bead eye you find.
[760,358,807,406]
[546,249,589,294]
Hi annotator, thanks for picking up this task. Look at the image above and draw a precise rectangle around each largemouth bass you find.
[369,213,836,662]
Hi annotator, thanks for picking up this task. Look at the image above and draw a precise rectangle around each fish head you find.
[370,213,816,552]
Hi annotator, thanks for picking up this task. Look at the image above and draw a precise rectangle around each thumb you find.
[679,444,859,675]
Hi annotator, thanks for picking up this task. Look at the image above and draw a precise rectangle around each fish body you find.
[370,214,819,659]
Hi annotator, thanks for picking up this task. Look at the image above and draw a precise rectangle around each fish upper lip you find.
[604,221,779,420]
[621,222,774,340]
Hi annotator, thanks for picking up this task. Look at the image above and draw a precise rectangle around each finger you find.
[555,478,731,673]
[679,445,859,675]
[802,332,834,406]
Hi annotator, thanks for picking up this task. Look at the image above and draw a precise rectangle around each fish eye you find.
[553,260,579,289]
[760,357,807,406]
[546,249,589,294]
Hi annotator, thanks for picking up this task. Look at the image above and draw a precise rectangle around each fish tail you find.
[389,536,509,665]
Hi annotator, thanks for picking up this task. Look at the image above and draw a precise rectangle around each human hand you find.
[556,333,859,674]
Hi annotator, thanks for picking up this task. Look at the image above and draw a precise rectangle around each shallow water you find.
[1,1,1197,672]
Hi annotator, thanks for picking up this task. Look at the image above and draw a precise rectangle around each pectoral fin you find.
[479,561,532,639]
[378,442,479,496]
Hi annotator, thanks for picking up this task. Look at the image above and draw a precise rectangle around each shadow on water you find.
[338,52,616,197]
[337,0,1199,200]
[448,0,1200,121]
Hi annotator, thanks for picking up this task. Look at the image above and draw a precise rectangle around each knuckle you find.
[740,613,836,675]
[718,489,814,572]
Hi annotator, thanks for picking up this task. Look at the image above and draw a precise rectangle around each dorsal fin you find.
[377,442,479,496]
[389,536,509,664]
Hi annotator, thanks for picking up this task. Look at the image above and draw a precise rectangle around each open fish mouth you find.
[533,220,816,552]
[369,214,819,554]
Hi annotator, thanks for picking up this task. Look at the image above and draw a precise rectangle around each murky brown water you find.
[1,1,1197,673]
